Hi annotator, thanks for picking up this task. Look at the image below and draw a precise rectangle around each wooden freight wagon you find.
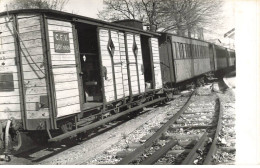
[0,9,164,147]
[159,33,212,86]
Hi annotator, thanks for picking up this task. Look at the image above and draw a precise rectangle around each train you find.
[0,9,235,156]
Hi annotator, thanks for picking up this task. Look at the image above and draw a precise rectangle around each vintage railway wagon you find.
[158,33,211,86]
[0,9,165,153]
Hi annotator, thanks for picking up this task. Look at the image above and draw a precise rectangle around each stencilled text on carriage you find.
[53,32,70,53]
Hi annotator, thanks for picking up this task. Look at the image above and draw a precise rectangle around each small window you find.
[198,45,200,58]
[0,73,14,92]
[172,42,176,59]
[194,45,197,58]
[132,40,138,56]
[183,44,187,58]
[175,43,180,59]
[197,45,200,58]
[179,43,183,58]
[186,44,190,58]
[181,43,184,58]
[107,37,115,57]
[191,44,194,58]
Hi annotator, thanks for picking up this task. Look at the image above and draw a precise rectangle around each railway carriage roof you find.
[160,32,235,51]
[160,32,210,45]
[0,9,160,37]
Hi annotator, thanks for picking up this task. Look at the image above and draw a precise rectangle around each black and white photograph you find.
[0,0,259,165]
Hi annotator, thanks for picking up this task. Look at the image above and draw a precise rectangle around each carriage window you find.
[175,43,180,59]
[0,73,14,92]
[179,43,182,58]
[180,43,184,58]
[204,46,207,58]
[197,45,200,58]
[186,44,190,58]
[183,44,187,58]
[172,42,176,59]
[191,45,194,58]
[199,45,201,58]
[202,46,204,58]
[194,45,197,58]
[199,46,201,58]
[201,46,204,58]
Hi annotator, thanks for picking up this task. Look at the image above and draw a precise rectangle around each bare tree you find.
[98,0,223,36]
[159,0,223,34]
[8,0,69,11]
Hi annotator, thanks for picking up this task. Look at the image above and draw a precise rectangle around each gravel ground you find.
[213,88,236,164]
[41,81,235,165]
[38,95,189,165]
[83,95,190,165]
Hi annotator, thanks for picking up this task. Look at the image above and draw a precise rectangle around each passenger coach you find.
[158,33,213,87]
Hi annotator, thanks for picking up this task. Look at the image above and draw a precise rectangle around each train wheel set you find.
[0,9,235,160]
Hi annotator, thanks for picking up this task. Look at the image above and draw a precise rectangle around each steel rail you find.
[203,97,223,164]
[181,132,208,165]
[139,139,178,165]
[117,90,195,165]
[48,97,166,142]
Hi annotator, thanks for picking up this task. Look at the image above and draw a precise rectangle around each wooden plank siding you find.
[0,15,21,120]
[99,29,115,102]
[118,32,129,97]
[150,38,163,89]
[99,29,126,102]
[47,19,80,118]
[110,30,124,99]
[135,35,145,93]
[18,15,49,119]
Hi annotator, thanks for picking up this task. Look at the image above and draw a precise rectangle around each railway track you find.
[1,82,235,165]
[115,87,228,165]
[1,100,168,165]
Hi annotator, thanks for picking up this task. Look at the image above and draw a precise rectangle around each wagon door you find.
[118,32,129,97]
[47,19,80,118]
[99,28,124,102]
[150,38,163,89]
[126,33,145,95]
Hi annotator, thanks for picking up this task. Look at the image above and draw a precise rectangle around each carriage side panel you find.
[118,32,129,97]
[193,43,211,76]
[126,33,145,95]
[0,16,21,120]
[150,38,163,89]
[135,35,145,93]
[17,15,51,121]
[47,19,80,117]
[99,29,115,102]
[126,33,138,95]
[111,30,124,99]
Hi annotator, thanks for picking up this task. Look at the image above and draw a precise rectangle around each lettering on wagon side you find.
[53,32,70,53]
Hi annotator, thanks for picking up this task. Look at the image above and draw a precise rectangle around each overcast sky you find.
[64,0,103,18]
